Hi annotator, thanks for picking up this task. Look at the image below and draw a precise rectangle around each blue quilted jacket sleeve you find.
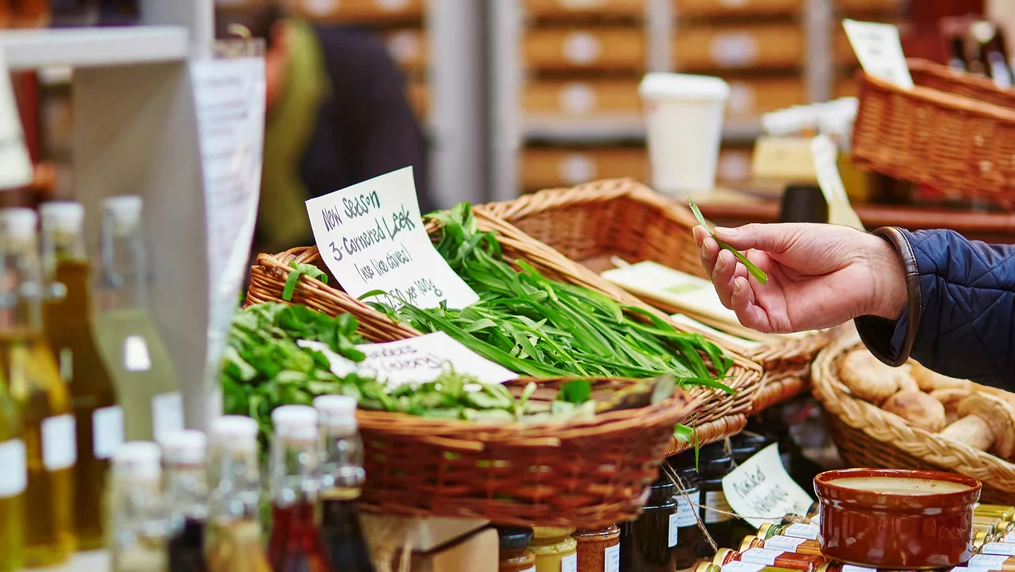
[855,228,1015,389]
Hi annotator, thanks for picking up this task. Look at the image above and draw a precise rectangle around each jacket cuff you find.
[854,227,922,367]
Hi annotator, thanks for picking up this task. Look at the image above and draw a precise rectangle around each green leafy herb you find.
[559,379,592,404]
[687,198,768,285]
[282,261,329,301]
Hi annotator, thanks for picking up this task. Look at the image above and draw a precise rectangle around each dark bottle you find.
[496,528,536,572]
[667,454,703,569]
[48,0,97,26]
[620,472,678,572]
[268,406,333,572]
[695,442,734,557]
[314,396,375,572]
[161,430,209,572]
[97,0,135,25]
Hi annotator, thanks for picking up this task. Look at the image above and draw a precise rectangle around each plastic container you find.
[573,525,620,572]
[532,527,577,572]
[498,528,536,572]
[620,474,679,572]
[638,72,730,198]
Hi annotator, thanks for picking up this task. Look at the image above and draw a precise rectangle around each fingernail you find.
[734,279,742,295]
[715,253,725,271]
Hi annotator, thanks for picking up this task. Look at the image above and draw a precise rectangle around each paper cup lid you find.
[639,72,731,102]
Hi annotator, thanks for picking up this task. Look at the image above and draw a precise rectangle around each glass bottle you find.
[268,405,332,572]
[756,523,819,541]
[94,196,183,443]
[108,441,168,572]
[696,442,734,557]
[668,454,703,569]
[531,527,577,572]
[0,381,25,572]
[573,525,620,572]
[742,536,822,557]
[497,527,535,572]
[977,505,1015,523]
[41,201,121,550]
[714,547,826,572]
[48,0,97,26]
[161,430,209,572]
[619,473,678,572]
[0,207,76,566]
[314,395,374,572]
[205,415,271,572]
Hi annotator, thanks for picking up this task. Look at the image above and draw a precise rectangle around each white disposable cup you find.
[639,73,730,198]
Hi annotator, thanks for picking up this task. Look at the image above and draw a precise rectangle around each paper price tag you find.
[842,19,914,89]
[705,490,732,523]
[970,554,1009,569]
[722,562,766,572]
[784,523,819,540]
[811,135,864,231]
[0,49,33,191]
[765,536,806,551]
[722,443,814,529]
[306,167,479,310]
[300,331,518,387]
[741,548,783,566]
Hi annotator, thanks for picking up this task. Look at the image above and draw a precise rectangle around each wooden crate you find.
[674,0,804,18]
[523,0,646,18]
[520,147,648,190]
[290,0,426,22]
[523,28,647,71]
[673,23,803,71]
[383,28,428,73]
[523,79,642,117]
[406,78,429,120]
[726,77,808,120]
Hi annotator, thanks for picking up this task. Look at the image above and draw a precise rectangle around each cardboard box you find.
[673,23,803,71]
[524,27,647,71]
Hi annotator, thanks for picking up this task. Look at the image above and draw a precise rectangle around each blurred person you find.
[217,2,432,255]
[693,223,1015,388]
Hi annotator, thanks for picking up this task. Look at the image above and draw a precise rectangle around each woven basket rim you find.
[860,66,1015,122]
[811,332,1015,488]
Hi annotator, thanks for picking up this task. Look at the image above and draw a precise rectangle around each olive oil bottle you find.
[41,201,121,550]
[93,196,182,442]
[0,378,26,572]
[0,208,76,566]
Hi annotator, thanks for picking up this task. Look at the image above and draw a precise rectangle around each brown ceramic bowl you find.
[814,468,981,569]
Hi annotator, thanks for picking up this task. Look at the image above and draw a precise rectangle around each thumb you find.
[713,223,797,253]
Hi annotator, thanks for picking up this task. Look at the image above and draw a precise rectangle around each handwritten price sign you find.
[722,443,814,528]
[306,167,479,309]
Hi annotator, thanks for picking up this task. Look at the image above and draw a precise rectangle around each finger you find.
[692,225,709,248]
[713,250,739,309]
[713,223,804,254]
[699,236,721,280]
[731,276,774,333]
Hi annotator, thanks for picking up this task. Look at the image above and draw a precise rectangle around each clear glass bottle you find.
[0,207,76,566]
[314,395,375,572]
[108,441,168,572]
[205,416,271,572]
[268,405,332,572]
[94,196,182,443]
[0,381,25,572]
[160,430,209,572]
[41,201,121,550]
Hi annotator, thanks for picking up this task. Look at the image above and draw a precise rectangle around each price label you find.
[152,392,184,443]
[741,548,783,566]
[785,523,819,540]
[668,512,679,547]
[604,544,620,572]
[722,443,814,529]
[42,414,77,470]
[704,490,732,523]
[305,167,479,310]
[92,405,125,460]
[983,543,1015,556]
[722,562,766,572]
[842,19,914,89]
[765,536,806,551]
[0,49,33,191]
[0,439,26,498]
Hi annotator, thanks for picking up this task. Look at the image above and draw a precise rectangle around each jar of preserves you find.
[713,547,826,572]
[573,525,620,572]
[532,527,577,572]
[498,527,536,572]
[696,442,734,556]
[668,453,703,569]
[756,523,819,541]
[620,474,678,572]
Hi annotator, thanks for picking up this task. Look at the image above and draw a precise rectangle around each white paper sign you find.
[299,331,518,387]
[306,167,479,310]
[0,49,32,191]
[722,443,814,528]
[842,19,914,89]
[811,135,865,231]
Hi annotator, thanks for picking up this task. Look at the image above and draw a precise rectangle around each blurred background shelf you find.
[1,26,189,70]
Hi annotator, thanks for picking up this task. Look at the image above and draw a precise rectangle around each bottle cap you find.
[112,441,162,480]
[159,429,207,465]
[40,202,84,234]
[313,395,358,429]
[272,405,318,440]
[102,195,143,227]
[0,208,37,240]
[209,415,259,452]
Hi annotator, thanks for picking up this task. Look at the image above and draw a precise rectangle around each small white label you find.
[42,414,77,470]
[92,405,124,460]
[983,543,1015,556]
[519,568,535,572]
[675,495,698,527]
[842,566,877,572]
[740,548,783,566]
[765,535,806,551]
[124,335,152,372]
[560,154,596,184]
[1003,532,1015,543]
[718,152,752,182]
[563,32,601,65]
[561,552,577,572]
[58,348,73,383]
[784,523,819,540]
[560,82,596,115]
[970,554,1010,569]
[668,512,679,547]
[710,33,758,67]
[727,82,757,116]
[604,544,620,572]
[152,392,184,443]
[722,562,766,572]
[0,440,26,497]
[842,19,914,89]
[705,490,732,523]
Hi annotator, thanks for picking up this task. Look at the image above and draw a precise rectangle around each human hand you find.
[693,223,907,334]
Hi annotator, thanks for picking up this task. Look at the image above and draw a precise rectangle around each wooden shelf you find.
[1,26,189,71]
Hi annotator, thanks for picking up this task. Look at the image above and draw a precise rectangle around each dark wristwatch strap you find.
[855,227,922,367]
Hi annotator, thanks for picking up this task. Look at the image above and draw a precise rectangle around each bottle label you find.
[983,543,1015,556]
[842,566,877,572]
[124,335,152,371]
[92,405,124,460]
[561,552,577,572]
[740,548,783,566]
[675,494,698,527]
[42,414,77,470]
[152,392,184,443]
[604,544,620,572]
[0,439,26,497]
[722,562,766,572]
[970,554,1009,569]
[668,512,679,547]
[785,523,819,540]
[704,490,732,523]
[765,535,806,551]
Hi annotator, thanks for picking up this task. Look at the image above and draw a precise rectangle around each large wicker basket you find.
[246,209,764,457]
[356,376,696,527]
[477,178,834,414]
[812,332,1015,504]
[851,58,1015,206]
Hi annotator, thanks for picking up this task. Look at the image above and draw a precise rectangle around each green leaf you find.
[687,198,768,285]
[282,261,329,301]
[558,379,592,404]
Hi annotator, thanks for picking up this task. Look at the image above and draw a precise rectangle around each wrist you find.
[866,234,908,321]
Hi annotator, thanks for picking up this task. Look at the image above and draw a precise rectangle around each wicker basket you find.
[356,376,696,527]
[851,58,1015,206]
[811,332,1015,504]
[246,209,763,445]
[477,178,833,411]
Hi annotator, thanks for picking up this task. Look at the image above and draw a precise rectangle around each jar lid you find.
[497,527,533,551]
[712,548,735,566]
[757,522,776,539]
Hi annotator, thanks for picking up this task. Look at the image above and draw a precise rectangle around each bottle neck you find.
[320,424,365,500]
[100,220,148,312]
[207,446,260,524]
[110,473,168,551]
[0,235,44,333]
[163,461,208,525]
[42,228,90,313]
[271,433,319,507]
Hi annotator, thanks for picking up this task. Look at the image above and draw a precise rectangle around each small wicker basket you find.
[477,178,834,412]
[811,332,1015,504]
[851,58,1015,206]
